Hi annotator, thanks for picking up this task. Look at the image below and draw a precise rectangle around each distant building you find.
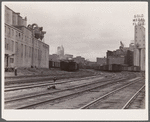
[5,6,49,68]
[124,50,134,66]
[73,56,86,68]
[96,57,107,66]
[73,56,85,64]
[64,54,73,60]
[49,54,59,61]
[134,25,145,71]
[57,45,64,59]
[106,43,134,66]
[85,61,97,69]
[107,56,125,65]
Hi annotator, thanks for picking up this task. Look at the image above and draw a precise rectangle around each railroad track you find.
[122,85,145,109]
[5,75,139,109]
[5,70,106,83]
[5,75,105,92]
[80,78,145,109]
[5,73,133,101]
[5,76,126,103]
[4,72,127,92]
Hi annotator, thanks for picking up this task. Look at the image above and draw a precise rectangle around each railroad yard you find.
[4,68,145,109]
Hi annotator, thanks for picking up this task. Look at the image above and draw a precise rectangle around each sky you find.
[3,2,147,61]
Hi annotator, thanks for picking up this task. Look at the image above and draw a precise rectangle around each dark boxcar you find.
[123,66,128,71]
[103,65,108,71]
[108,64,112,71]
[49,61,60,68]
[60,61,68,70]
[133,66,140,72]
[127,66,132,71]
[121,66,125,71]
[109,64,122,72]
[60,61,79,71]
[54,62,60,68]
[49,61,53,68]
[68,62,76,71]
[100,66,103,71]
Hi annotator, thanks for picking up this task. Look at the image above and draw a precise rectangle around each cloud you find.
[4,2,147,61]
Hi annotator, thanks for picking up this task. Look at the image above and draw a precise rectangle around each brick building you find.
[106,42,134,66]
[5,6,49,69]
[96,57,107,66]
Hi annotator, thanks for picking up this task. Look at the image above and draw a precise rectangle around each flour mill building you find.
[5,6,49,69]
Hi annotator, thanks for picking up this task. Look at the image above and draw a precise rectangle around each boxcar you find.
[60,61,79,71]
[132,66,140,72]
[122,66,128,71]
[108,64,122,72]
[49,61,60,68]
[103,65,108,71]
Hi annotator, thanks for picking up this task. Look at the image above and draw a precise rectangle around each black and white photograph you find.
[2,1,148,121]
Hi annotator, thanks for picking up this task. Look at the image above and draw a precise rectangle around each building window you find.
[8,28,11,36]
[16,31,18,37]
[19,33,20,38]
[12,40,14,51]
[15,42,18,54]
[7,43,9,50]
[6,39,9,50]
[5,26,6,33]
[12,29,14,36]
[25,45,26,57]
[27,46,28,57]
[10,58,14,63]
[29,47,30,57]
[21,44,23,58]
[5,38,7,49]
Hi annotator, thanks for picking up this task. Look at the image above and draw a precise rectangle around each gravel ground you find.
[5,76,104,109]
[128,87,145,109]
[34,77,138,109]
[5,76,104,99]
[88,80,145,109]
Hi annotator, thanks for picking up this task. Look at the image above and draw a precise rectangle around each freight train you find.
[49,60,79,71]
[60,61,79,71]
[95,64,140,72]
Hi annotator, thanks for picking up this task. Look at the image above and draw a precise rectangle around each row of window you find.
[5,25,32,44]
[15,42,43,59]
[5,26,48,49]
[5,38,14,51]
[5,39,48,59]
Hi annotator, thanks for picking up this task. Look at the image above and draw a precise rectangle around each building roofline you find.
[5,5,25,19]
[13,25,32,32]
[5,23,23,33]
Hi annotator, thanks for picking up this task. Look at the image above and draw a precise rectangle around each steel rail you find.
[5,77,125,103]
[122,85,145,109]
[79,78,143,109]
[14,77,141,109]
[4,75,105,92]
[5,72,132,89]
[5,74,103,89]
[5,73,125,92]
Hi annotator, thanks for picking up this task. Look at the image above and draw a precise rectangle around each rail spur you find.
[80,77,144,109]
